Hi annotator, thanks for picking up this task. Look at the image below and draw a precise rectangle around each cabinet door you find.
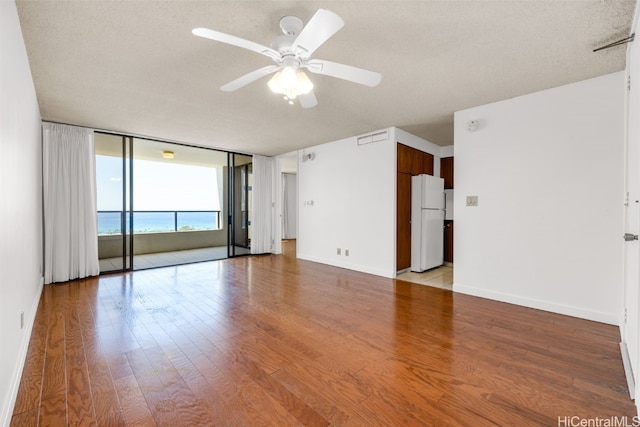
[396,172,412,270]
[397,143,413,174]
[423,152,434,176]
[441,157,454,189]
[444,220,454,263]
[411,149,424,175]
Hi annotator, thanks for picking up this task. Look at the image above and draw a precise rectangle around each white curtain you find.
[251,155,275,254]
[43,123,99,283]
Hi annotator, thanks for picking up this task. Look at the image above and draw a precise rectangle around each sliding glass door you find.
[228,153,252,256]
[96,132,252,272]
[95,133,133,272]
[129,138,227,269]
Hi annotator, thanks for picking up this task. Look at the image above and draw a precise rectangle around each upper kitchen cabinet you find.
[397,143,413,174]
[422,152,434,176]
[441,157,454,189]
[397,143,434,176]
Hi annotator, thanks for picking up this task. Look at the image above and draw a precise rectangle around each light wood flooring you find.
[11,241,636,425]
[396,264,453,290]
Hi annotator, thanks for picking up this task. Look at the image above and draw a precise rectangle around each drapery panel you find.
[251,155,275,254]
[43,123,99,283]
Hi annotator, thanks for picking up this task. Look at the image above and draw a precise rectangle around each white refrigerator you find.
[411,174,445,272]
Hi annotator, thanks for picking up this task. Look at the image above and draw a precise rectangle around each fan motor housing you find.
[279,16,303,35]
[271,35,296,55]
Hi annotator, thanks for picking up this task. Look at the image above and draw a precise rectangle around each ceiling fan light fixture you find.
[268,69,313,101]
[279,66,298,89]
[193,9,380,108]
[295,71,313,94]
[269,75,297,99]
[268,71,284,93]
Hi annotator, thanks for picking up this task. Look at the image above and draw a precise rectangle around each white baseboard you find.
[1,277,43,427]
[619,341,635,400]
[296,253,395,279]
[453,282,618,325]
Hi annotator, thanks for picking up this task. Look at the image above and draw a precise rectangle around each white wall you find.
[0,2,44,425]
[440,145,454,158]
[297,129,397,277]
[297,127,440,278]
[454,72,624,324]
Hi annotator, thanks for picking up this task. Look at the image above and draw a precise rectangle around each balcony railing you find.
[98,210,221,235]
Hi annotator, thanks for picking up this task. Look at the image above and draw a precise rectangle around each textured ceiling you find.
[16,0,636,156]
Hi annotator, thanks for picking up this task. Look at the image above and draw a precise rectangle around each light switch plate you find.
[466,196,478,207]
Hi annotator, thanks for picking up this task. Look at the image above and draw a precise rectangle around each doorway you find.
[282,173,297,240]
[278,154,298,257]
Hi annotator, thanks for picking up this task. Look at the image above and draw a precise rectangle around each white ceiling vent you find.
[357,130,388,146]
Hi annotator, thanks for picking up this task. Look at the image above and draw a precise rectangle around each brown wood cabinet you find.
[423,152,434,176]
[397,143,413,174]
[396,173,412,270]
[396,143,435,271]
[444,220,454,263]
[398,144,434,176]
[411,151,423,175]
[441,157,454,263]
[441,157,454,189]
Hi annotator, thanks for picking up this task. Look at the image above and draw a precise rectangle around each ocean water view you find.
[98,211,221,234]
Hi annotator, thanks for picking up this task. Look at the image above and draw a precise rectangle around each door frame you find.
[621,18,640,403]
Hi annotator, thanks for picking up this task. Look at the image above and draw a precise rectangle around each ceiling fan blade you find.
[306,59,381,87]
[291,9,344,58]
[220,65,280,92]
[298,91,318,108]
[192,27,281,60]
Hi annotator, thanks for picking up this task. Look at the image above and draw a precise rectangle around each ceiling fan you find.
[192,9,382,108]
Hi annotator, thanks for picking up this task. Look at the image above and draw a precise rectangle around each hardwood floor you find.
[11,242,636,426]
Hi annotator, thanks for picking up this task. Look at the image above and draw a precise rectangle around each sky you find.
[96,156,221,211]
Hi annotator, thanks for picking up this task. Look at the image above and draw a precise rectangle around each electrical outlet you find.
[466,196,478,207]
[337,248,341,255]
[345,249,349,256]
[20,312,24,329]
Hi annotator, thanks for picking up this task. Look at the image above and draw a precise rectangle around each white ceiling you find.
[16,1,636,156]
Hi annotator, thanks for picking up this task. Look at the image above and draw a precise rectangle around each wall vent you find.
[357,130,388,146]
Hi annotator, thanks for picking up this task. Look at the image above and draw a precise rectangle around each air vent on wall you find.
[357,130,388,146]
